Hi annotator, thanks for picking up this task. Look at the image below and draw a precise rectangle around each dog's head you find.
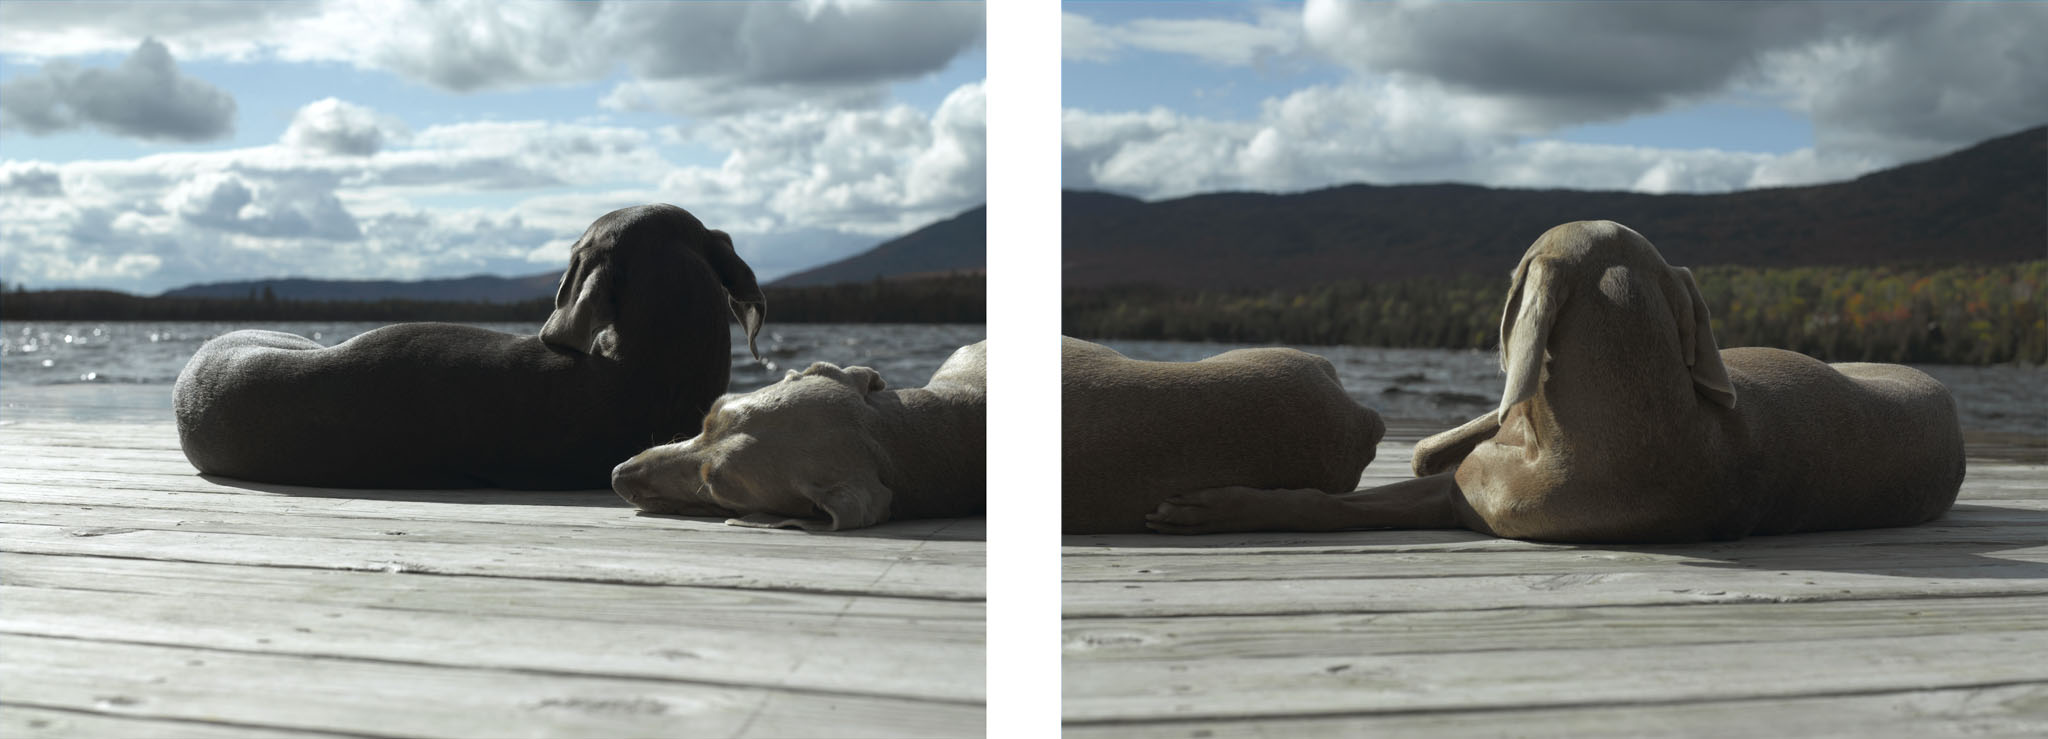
[540,203,766,363]
[611,361,896,531]
[1495,220,1736,423]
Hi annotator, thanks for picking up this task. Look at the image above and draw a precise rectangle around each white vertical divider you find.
[985,0,1060,736]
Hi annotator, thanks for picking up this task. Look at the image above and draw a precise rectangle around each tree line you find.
[0,275,986,325]
[1065,262,2046,365]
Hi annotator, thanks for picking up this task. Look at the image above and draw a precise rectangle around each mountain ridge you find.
[1064,124,2046,289]
[159,204,989,301]
[771,205,987,287]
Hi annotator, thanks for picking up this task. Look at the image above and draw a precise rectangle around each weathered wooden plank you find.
[1064,593,2048,660]
[0,503,983,573]
[0,522,983,599]
[1062,529,2046,560]
[0,705,353,739]
[1061,683,2048,738]
[0,481,987,543]
[0,442,191,461]
[0,585,983,702]
[1062,502,2048,555]
[0,426,176,445]
[0,455,202,476]
[0,553,982,627]
[0,634,982,738]
[0,422,181,442]
[1064,542,2048,582]
[0,492,985,558]
[0,464,625,501]
[1062,629,2048,722]
[1064,567,2048,617]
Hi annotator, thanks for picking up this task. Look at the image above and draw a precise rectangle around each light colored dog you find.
[611,341,986,531]
[1149,220,1966,543]
[1064,337,1385,534]
[173,204,764,490]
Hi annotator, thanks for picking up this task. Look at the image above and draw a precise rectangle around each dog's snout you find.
[611,456,649,494]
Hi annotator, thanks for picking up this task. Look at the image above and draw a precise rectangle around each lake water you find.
[0,321,985,423]
[2,322,2039,436]
[1097,338,2048,437]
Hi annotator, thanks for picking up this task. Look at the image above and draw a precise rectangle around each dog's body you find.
[1064,337,1384,534]
[1150,221,1964,543]
[611,340,986,531]
[173,204,764,490]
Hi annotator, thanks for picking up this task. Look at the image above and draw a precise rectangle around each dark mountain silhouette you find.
[162,272,563,302]
[772,205,986,286]
[156,204,989,300]
[1065,125,2046,289]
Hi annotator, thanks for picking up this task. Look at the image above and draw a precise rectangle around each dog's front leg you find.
[1146,473,1477,535]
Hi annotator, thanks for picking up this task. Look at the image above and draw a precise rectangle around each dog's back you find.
[926,340,988,399]
[1062,337,1384,534]
[174,323,651,489]
[1722,349,1965,535]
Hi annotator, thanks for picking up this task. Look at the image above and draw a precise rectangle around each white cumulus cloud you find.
[0,37,236,142]
[283,98,407,156]
[1063,1,2047,198]
[1,0,984,117]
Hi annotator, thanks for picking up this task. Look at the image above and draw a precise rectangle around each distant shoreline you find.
[1066,261,2047,367]
[0,274,987,325]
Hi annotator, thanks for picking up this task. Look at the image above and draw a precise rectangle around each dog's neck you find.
[864,384,987,518]
[1540,317,1718,456]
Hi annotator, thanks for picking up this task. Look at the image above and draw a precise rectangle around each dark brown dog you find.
[173,203,763,489]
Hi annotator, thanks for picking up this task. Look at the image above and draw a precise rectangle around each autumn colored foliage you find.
[1065,262,2046,365]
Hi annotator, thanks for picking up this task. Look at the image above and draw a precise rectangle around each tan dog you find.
[1064,337,1385,534]
[1149,221,1966,542]
[611,341,986,531]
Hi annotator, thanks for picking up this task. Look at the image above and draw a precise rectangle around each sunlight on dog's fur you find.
[613,341,986,531]
[1149,220,1965,543]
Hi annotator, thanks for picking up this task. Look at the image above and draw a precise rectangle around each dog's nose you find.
[611,456,648,495]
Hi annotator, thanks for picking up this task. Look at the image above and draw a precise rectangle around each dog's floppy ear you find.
[701,230,766,363]
[727,472,895,532]
[1667,266,1736,408]
[800,472,893,531]
[1497,256,1562,423]
[539,255,620,360]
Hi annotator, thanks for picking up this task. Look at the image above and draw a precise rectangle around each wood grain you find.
[1063,433,2048,734]
[0,419,985,737]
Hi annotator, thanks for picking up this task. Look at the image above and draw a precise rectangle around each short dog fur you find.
[1064,337,1385,534]
[173,203,764,490]
[1149,221,1965,542]
[611,341,987,531]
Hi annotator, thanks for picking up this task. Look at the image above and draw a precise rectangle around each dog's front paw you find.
[1146,486,1287,535]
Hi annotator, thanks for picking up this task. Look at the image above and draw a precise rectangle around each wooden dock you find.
[1063,422,2048,737]
[0,416,985,738]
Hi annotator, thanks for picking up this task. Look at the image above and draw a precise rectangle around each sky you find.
[0,0,986,294]
[1063,1,2048,201]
